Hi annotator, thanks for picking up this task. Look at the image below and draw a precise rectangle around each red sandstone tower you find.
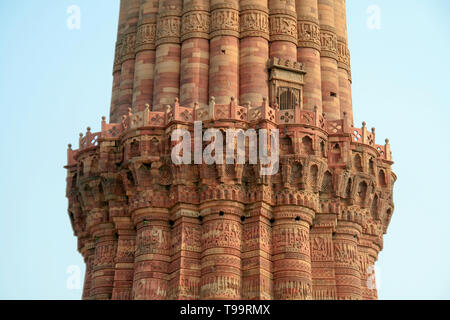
[66,0,396,300]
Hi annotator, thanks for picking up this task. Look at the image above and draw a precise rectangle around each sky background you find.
[0,0,448,300]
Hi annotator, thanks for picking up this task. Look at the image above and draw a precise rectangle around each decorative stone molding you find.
[337,37,351,73]
[269,56,304,74]
[269,10,297,44]
[113,40,122,72]
[135,20,157,52]
[210,4,240,38]
[297,17,321,51]
[240,6,269,40]
[156,14,181,45]
[181,9,210,41]
[120,30,137,62]
[320,25,338,60]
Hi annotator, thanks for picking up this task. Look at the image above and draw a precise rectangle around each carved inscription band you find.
[113,8,351,72]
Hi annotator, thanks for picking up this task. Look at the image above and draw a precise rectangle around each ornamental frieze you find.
[274,280,312,300]
[337,39,351,70]
[181,11,210,40]
[311,236,334,261]
[120,32,137,61]
[240,10,269,39]
[334,242,359,265]
[132,278,168,300]
[93,243,116,267]
[243,223,272,251]
[201,220,242,250]
[297,20,321,50]
[320,26,338,60]
[313,289,337,300]
[171,223,202,252]
[272,226,310,254]
[269,14,297,43]
[201,275,241,299]
[156,16,181,45]
[136,227,171,255]
[113,41,122,71]
[136,23,156,51]
[173,276,200,299]
[115,239,135,262]
[202,255,241,269]
[210,8,239,37]
[242,277,271,299]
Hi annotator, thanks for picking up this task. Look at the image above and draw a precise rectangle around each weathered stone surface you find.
[66,0,395,301]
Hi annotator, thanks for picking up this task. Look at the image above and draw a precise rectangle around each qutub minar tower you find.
[66,0,396,300]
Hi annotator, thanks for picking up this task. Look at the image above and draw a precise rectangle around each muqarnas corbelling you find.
[66,0,395,301]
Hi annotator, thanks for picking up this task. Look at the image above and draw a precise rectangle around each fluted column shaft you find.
[296,0,322,113]
[111,227,135,300]
[359,234,380,300]
[132,207,171,299]
[334,220,363,299]
[310,213,337,299]
[168,204,202,299]
[318,0,340,120]
[110,0,129,122]
[272,206,314,300]
[116,0,140,120]
[242,204,273,300]
[239,0,270,108]
[90,221,117,300]
[179,0,210,108]
[111,200,136,300]
[132,0,159,112]
[80,239,95,300]
[209,0,240,105]
[200,202,243,300]
[269,0,298,61]
[153,0,182,111]
[334,0,352,123]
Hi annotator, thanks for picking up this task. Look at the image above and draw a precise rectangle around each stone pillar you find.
[132,0,158,112]
[110,0,129,122]
[334,0,352,123]
[367,244,380,300]
[111,200,136,300]
[168,204,202,300]
[179,0,210,108]
[272,205,314,300]
[318,0,340,120]
[153,1,182,111]
[359,235,375,300]
[334,218,363,300]
[242,203,273,300]
[90,220,117,300]
[209,0,240,105]
[132,207,171,300]
[296,0,322,113]
[80,238,95,300]
[239,0,270,107]
[310,213,337,299]
[268,0,298,61]
[200,202,243,300]
[117,0,140,120]
[359,227,382,300]
[111,226,135,300]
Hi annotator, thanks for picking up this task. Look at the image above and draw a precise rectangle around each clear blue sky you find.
[0,0,448,300]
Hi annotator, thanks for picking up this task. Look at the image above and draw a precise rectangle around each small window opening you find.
[278,87,300,110]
